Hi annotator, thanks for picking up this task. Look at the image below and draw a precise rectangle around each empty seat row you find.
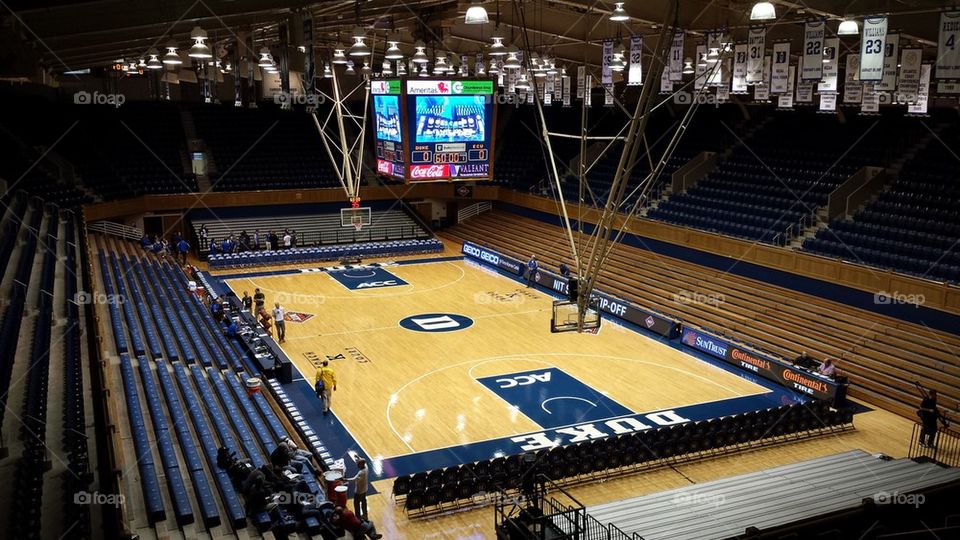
[207,238,443,269]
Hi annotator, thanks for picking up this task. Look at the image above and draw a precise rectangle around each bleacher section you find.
[648,112,915,245]
[207,238,444,269]
[0,128,90,208]
[89,235,341,537]
[444,210,960,420]
[0,194,94,539]
[804,126,960,283]
[587,449,960,540]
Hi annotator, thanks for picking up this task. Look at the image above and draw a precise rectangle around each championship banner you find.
[604,85,614,106]
[802,19,826,80]
[937,11,960,79]
[859,16,888,81]
[796,81,813,102]
[695,44,708,91]
[562,75,571,106]
[660,66,674,93]
[460,53,469,76]
[778,65,795,108]
[717,82,730,102]
[844,54,863,103]
[584,74,592,106]
[897,48,923,103]
[879,33,899,91]
[819,93,837,111]
[747,27,765,83]
[554,73,563,101]
[602,39,614,86]
[543,82,551,105]
[708,55,725,87]
[733,43,748,93]
[818,38,839,93]
[771,42,790,93]
[545,73,555,99]
[861,83,879,113]
[669,32,684,81]
[628,35,643,85]
[907,64,931,114]
[938,81,960,94]
[754,56,771,101]
[577,65,586,98]
[476,52,484,75]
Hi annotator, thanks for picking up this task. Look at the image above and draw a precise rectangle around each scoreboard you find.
[370,79,404,179]
[370,78,496,183]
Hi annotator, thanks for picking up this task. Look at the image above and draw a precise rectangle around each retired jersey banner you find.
[577,66,585,98]
[818,38,839,93]
[602,39,614,86]
[844,54,863,103]
[553,73,563,101]
[562,75,571,106]
[695,45,708,91]
[860,16,888,81]
[604,84,614,106]
[778,65,795,108]
[628,35,643,86]
[771,42,790,93]
[660,66,673,93]
[754,56,771,101]
[802,20,826,80]
[879,34,900,91]
[937,11,960,79]
[747,27,766,83]
[733,43,748,93]
[908,64,931,114]
[861,83,879,113]
[584,74,592,106]
[898,48,923,103]
[670,32,684,81]
[819,93,837,111]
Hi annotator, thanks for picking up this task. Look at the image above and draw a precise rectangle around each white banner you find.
[755,55,771,101]
[937,11,960,79]
[602,39,614,86]
[861,83,879,113]
[708,56,725,87]
[585,75,592,106]
[604,85,614,106]
[818,38,839,93]
[670,32,684,81]
[747,27,765,83]
[938,81,960,94]
[897,48,923,103]
[577,66,585,98]
[661,66,674,93]
[796,81,814,102]
[545,73,555,99]
[554,73,563,101]
[908,64,931,114]
[562,75,571,106]
[879,34,899,91]
[733,43,748,93]
[844,54,863,103]
[628,35,643,85]
[717,84,730,102]
[695,45,708,91]
[802,19,826,80]
[860,16,888,81]
[772,42,790,93]
[819,93,837,111]
[543,90,551,105]
[778,65,795,108]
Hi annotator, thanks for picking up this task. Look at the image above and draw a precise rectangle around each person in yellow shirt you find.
[315,360,337,414]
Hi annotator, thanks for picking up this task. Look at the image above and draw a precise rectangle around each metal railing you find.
[457,201,493,223]
[909,422,960,467]
[87,220,143,242]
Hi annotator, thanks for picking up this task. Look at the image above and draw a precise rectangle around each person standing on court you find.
[273,301,286,343]
[347,458,369,521]
[241,291,253,314]
[918,389,942,448]
[176,237,190,266]
[315,360,337,415]
[526,255,539,288]
[253,288,265,315]
[283,230,292,250]
[199,224,208,249]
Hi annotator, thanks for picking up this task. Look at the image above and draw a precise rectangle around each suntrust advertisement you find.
[681,328,842,401]
[462,242,678,338]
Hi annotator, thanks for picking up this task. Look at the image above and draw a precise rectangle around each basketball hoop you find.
[351,215,364,232]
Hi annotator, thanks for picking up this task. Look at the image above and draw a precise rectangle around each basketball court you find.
[220,252,804,481]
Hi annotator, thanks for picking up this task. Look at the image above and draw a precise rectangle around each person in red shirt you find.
[331,506,382,539]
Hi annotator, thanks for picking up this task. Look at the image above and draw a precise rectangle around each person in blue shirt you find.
[526,255,538,288]
[209,241,219,257]
[225,319,239,338]
[211,299,223,322]
[152,237,165,259]
[177,238,190,266]
[140,234,151,250]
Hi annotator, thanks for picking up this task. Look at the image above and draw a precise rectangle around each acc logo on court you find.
[399,313,474,333]
[496,371,551,388]
[356,280,398,289]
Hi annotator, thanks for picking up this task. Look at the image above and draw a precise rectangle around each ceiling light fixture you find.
[837,19,859,36]
[750,2,776,21]
[609,2,629,22]
[188,26,212,59]
[465,1,489,24]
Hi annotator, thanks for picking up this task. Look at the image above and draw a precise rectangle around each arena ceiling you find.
[1,0,950,76]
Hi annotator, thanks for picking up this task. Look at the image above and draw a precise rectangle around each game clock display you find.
[371,80,405,179]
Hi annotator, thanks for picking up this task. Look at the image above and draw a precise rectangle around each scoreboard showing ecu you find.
[405,79,495,182]
[370,79,404,179]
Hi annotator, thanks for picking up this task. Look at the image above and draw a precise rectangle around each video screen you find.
[414,95,488,143]
[374,95,402,143]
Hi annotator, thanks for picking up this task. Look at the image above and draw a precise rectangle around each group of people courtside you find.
[139,231,190,265]
[239,289,288,343]
[199,224,301,256]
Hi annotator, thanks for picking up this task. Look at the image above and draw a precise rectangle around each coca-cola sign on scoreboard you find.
[409,164,450,180]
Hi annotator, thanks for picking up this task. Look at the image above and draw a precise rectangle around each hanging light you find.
[419,65,429,77]
[489,27,507,56]
[682,58,695,74]
[433,55,448,74]
[138,58,147,68]
[838,19,859,36]
[412,41,429,64]
[361,61,372,76]
[323,63,333,78]
[706,46,720,64]
[696,52,707,67]
[162,42,182,65]
[515,69,531,90]
[609,2,629,22]
[464,0,489,24]
[129,61,139,72]
[188,26,212,58]
[397,61,407,75]
[488,59,499,75]
[749,1,776,21]
[611,44,626,71]
[476,60,486,75]
[349,26,370,57]
[345,61,356,75]
[385,40,404,60]
[258,47,274,67]
[503,45,521,70]
[146,48,163,70]
[381,59,393,75]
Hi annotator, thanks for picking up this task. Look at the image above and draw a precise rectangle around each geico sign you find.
[496,372,551,388]
[464,244,499,265]
[510,409,691,451]
[356,280,398,288]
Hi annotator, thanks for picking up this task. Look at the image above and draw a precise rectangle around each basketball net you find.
[350,197,363,231]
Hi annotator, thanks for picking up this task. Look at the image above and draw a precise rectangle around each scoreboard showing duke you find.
[370,78,496,183]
